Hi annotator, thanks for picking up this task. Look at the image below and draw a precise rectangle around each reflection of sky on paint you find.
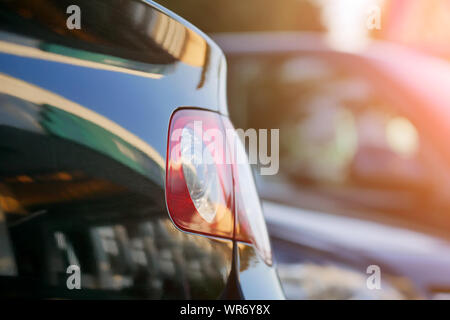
[0,52,216,157]
[315,0,384,51]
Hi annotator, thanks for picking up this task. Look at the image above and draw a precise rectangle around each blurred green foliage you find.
[155,0,325,33]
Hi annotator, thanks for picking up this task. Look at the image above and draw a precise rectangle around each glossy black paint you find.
[0,0,283,299]
[237,243,284,300]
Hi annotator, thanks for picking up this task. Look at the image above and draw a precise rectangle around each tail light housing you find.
[166,108,272,264]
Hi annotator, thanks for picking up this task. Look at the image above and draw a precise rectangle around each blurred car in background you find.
[214,32,450,299]
[0,0,284,299]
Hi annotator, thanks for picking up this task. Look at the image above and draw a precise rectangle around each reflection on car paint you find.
[0,86,232,299]
[0,0,238,299]
[237,243,284,300]
[0,0,210,80]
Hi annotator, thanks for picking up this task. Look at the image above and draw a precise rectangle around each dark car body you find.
[214,32,450,299]
[0,1,283,299]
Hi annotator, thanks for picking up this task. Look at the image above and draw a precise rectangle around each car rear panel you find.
[0,0,233,299]
[237,243,285,299]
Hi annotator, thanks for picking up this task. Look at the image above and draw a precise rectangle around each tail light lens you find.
[166,109,272,264]
[166,109,234,239]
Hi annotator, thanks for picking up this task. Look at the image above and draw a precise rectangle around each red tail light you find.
[166,108,272,264]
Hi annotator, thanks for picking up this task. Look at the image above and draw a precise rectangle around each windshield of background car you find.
[227,53,450,229]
